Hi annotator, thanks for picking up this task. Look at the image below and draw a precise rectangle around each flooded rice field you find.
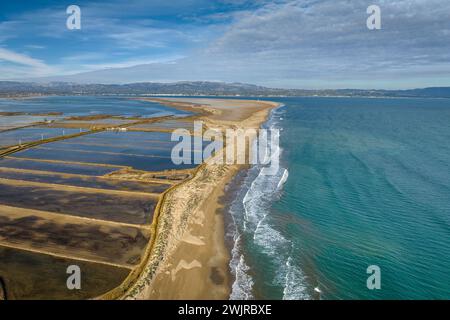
[0,157,121,176]
[12,147,197,171]
[0,168,171,193]
[0,96,200,299]
[10,130,205,171]
[0,127,81,148]
[129,119,195,132]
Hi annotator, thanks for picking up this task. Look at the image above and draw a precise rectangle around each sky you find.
[0,0,450,89]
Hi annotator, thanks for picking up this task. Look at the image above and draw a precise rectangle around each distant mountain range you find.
[1,81,450,98]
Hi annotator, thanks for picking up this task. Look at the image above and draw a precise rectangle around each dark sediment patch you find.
[0,246,129,300]
[0,276,7,300]
[210,267,225,285]
[0,209,151,267]
[0,181,157,224]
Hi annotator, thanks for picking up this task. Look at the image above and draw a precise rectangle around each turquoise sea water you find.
[227,97,450,300]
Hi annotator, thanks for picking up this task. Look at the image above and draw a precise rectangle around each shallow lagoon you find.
[0,96,190,118]
[0,115,62,131]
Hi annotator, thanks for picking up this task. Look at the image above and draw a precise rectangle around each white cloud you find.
[5,0,450,88]
[24,45,46,50]
[0,47,48,68]
[79,55,184,70]
[0,48,56,78]
[195,0,450,88]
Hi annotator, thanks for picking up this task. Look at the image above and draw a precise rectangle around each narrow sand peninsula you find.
[122,98,279,300]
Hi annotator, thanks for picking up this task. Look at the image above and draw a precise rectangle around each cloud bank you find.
[1,0,450,89]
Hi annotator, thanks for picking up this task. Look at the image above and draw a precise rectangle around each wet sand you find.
[122,98,279,300]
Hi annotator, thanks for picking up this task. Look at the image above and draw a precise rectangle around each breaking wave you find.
[228,103,311,300]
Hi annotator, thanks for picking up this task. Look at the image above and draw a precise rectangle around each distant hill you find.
[1,81,450,98]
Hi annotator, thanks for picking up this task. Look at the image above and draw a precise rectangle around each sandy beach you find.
[120,98,279,300]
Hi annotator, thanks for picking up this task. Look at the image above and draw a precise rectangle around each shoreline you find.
[121,98,279,299]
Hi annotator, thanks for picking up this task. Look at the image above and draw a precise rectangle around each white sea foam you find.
[246,166,311,300]
[228,170,259,300]
[230,254,254,300]
[253,218,288,255]
[229,102,310,300]
[277,169,289,190]
[282,256,310,300]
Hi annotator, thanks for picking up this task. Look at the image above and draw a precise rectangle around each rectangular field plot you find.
[0,206,151,268]
[12,147,198,171]
[0,168,171,193]
[0,179,157,224]
[0,157,121,176]
[71,130,176,144]
[35,142,177,156]
[49,118,137,129]
[10,130,209,171]
[0,126,81,148]
[55,130,207,147]
[0,245,130,300]
[129,119,195,131]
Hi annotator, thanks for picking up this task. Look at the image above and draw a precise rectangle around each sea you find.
[225,97,450,300]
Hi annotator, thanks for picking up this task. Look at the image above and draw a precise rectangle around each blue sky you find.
[1,0,450,89]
